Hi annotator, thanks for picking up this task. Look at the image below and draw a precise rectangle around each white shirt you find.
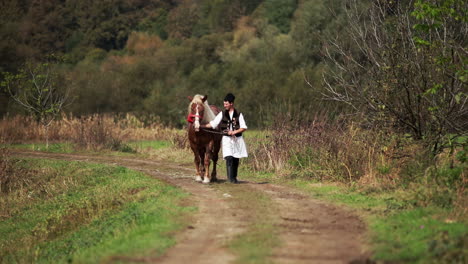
[210,111,247,131]
[210,111,248,159]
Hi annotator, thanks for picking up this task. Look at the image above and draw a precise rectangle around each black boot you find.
[232,158,239,183]
[225,156,234,183]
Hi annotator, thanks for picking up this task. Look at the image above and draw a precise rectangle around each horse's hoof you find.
[195,176,202,182]
[202,178,210,184]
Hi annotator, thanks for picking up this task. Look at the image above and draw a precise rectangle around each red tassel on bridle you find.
[187,113,201,123]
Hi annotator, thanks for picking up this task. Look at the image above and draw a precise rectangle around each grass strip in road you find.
[214,183,280,264]
[0,158,194,263]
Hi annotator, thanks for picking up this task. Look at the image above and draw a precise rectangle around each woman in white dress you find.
[202,93,247,183]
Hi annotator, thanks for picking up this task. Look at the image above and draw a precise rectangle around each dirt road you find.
[12,150,370,264]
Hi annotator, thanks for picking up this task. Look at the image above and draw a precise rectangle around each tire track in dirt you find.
[11,150,370,264]
[248,183,370,264]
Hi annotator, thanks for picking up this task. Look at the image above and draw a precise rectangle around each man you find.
[202,93,248,183]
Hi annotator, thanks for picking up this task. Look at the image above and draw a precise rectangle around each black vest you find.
[220,109,243,137]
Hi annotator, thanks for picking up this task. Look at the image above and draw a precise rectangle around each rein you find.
[200,128,229,136]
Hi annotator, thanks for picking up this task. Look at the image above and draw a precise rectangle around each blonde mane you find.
[189,94,216,124]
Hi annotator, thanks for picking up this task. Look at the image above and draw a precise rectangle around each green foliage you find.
[166,0,200,40]
[290,0,345,63]
[84,48,107,63]
[136,8,169,40]
[0,0,347,128]
[194,0,263,36]
[261,0,298,33]
[412,0,466,23]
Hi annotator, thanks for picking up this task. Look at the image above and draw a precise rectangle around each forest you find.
[0,0,467,262]
[1,0,465,129]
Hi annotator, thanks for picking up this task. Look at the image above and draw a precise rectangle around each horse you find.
[187,94,222,183]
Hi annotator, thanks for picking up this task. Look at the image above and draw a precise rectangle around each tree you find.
[322,0,467,151]
[166,0,200,39]
[1,56,72,149]
[262,0,297,34]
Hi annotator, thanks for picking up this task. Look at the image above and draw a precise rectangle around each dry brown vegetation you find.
[0,113,179,151]
[0,146,15,195]
[247,114,410,183]
[246,114,466,208]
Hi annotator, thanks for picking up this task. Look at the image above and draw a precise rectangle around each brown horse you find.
[187,94,222,183]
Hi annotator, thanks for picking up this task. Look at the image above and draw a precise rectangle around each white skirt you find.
[222,135,248,159]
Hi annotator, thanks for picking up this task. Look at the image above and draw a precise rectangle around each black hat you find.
[224,93,235,103]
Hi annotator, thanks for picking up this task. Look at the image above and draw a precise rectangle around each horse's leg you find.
[191,148,202,182]
[211,150,218,182]
[211,151,218,182]
[211,138,221,181]
[194,155,202,182]
[199,149,206,181]
[203,149,212,184]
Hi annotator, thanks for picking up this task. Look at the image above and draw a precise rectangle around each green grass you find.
[0,158,194,263]
[289,180,389,211]
[213,183,280,264]
[4,142,75,153]
[2,140,174,160]
[128,140,171,151]
[371,207,467,263]
[4,140,174,156]
[286,179,467,263]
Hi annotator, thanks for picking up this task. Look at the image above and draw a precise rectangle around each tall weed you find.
[247,114,403,184]
[0,113,179,151]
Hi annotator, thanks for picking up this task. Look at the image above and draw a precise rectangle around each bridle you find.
[187,102,205,132]
[187,103,203,123]
[187,102,231,136]
[187,113,201,123]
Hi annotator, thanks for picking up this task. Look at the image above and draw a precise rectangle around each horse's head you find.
[187,95,208,132]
